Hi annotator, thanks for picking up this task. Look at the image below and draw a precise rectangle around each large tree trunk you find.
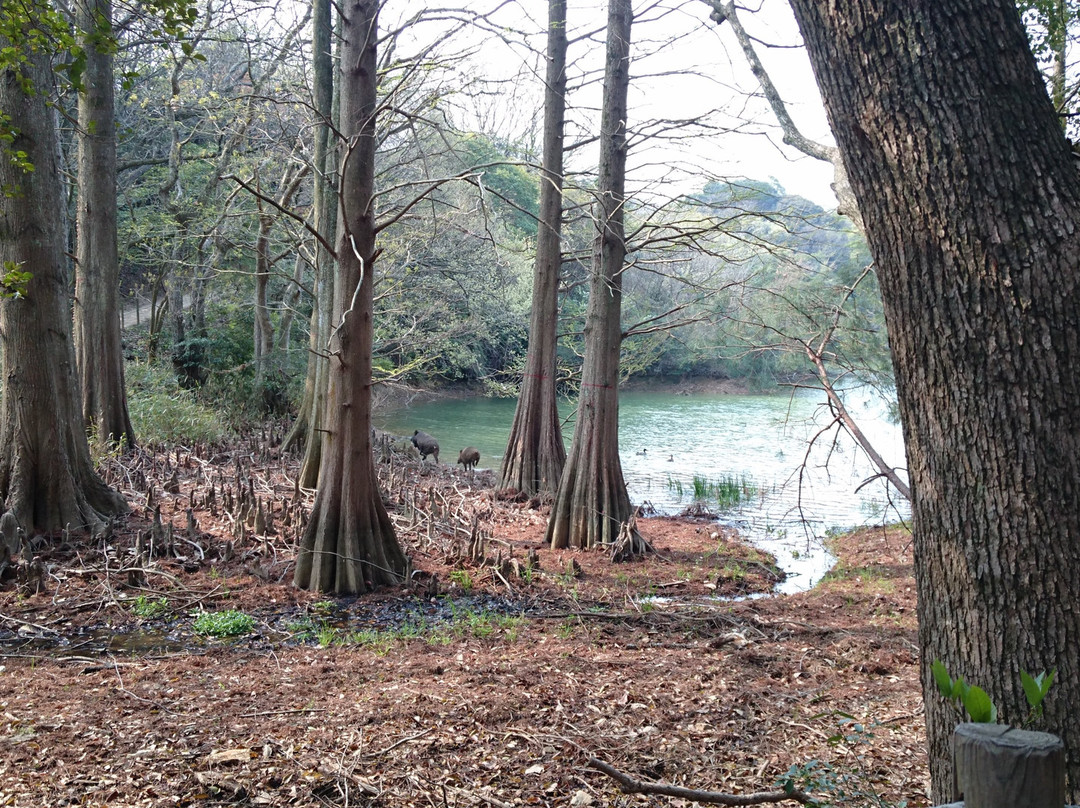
[293,0,408,594]
[499,0,568,497]
[282,0,336,488]
[545,0,644,554]
[73,0,135,450]
[786,0,1080,800]
[0,37,128,535]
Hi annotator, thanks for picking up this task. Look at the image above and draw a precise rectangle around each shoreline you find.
[373,374,788,412]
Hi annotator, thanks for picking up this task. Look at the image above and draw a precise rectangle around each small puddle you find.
[1,626,189,657]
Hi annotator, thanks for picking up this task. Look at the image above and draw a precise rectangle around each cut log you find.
[952,723,1064,808]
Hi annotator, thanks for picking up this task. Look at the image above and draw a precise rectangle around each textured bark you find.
[499,0,568,497]
[785,0,1080,800]
[282,0,336,489]
[0,39,128,534]
[293,0,408,594]
[73,0,135,450]
[545,0,643,553]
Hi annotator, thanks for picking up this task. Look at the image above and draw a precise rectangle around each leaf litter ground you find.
[0,440,926,807]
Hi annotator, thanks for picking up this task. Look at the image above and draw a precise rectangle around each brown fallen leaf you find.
[206,747,252,764]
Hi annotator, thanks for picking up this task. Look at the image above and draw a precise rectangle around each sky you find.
[398,0,841,209]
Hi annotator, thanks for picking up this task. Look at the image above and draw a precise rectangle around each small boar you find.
[457,446,480,472]
[411,430,440,462]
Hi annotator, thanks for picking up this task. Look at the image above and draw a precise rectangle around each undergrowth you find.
[126,361,228,445]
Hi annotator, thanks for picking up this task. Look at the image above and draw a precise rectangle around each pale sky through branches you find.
[377,0,838,208]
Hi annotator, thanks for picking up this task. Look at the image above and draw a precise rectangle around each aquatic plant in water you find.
[668,473,758,510]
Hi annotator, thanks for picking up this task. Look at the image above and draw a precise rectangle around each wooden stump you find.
[952,723,1064,808]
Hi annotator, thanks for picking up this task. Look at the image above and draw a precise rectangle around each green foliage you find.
[1021,669,1056,719]
[1018,0,1080,135]
[0,1,79,83]
[932,659,1056,725]
[0,0,199,181]
[454,133,540,236]
[448,569,473,592]
[615,179,887,389]
[132,595,169,619]
[932,659,996,723]
[781,716,908,807]
[192,609,255,637]
[0,261,31,297]
[287,597,525,651]
[125,362,228,445]
[316,622,338,648]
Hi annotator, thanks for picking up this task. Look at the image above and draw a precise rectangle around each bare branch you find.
[589,758,812,805]
[703,0,864,228]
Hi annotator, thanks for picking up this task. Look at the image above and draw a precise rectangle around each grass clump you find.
[193,609,256,637]
[667,473,758,510]
[126,361,228,445]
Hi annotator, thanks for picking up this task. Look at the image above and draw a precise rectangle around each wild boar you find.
[410,430,440,462]
[457,446,480,472]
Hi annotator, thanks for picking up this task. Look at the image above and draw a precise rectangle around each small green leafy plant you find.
[932,659,1055,725]
[1021,669,1056,720]
[780,716,906,808]
[132,595,169,619]
[448,569,473,592]
[193,609,255,637]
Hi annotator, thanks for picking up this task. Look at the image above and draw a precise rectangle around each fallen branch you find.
[364,727,435,757]
[589,758,812,805]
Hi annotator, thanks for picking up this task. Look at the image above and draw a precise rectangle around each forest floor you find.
[0,437,926,808]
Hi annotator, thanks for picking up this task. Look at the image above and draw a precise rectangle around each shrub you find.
[126,361,228,445]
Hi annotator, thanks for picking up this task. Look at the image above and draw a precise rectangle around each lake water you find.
[372,386,910,593]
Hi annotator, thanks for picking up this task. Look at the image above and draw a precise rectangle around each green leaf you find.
[1022,671,1043,710]
[952,677,970,702]
[931,659,954,699]
[1,261,32,297]
[65,50,87,92]
[1022,668,1056,715]
[963,685,996,723]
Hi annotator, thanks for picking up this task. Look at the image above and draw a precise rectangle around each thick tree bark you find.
[545,0,644,553]
[0,39,128,535]
[293,0,408,593]
[786,0,1080,800]
[73,0,135,450]
[499,0,568,497]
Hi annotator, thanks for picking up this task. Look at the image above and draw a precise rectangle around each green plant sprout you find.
[448,569,473,592]
[932,659,1055,725]
[132,595,169,619]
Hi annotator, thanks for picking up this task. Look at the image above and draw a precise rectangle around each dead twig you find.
[364,727,434,757]
[588,757,813,805]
